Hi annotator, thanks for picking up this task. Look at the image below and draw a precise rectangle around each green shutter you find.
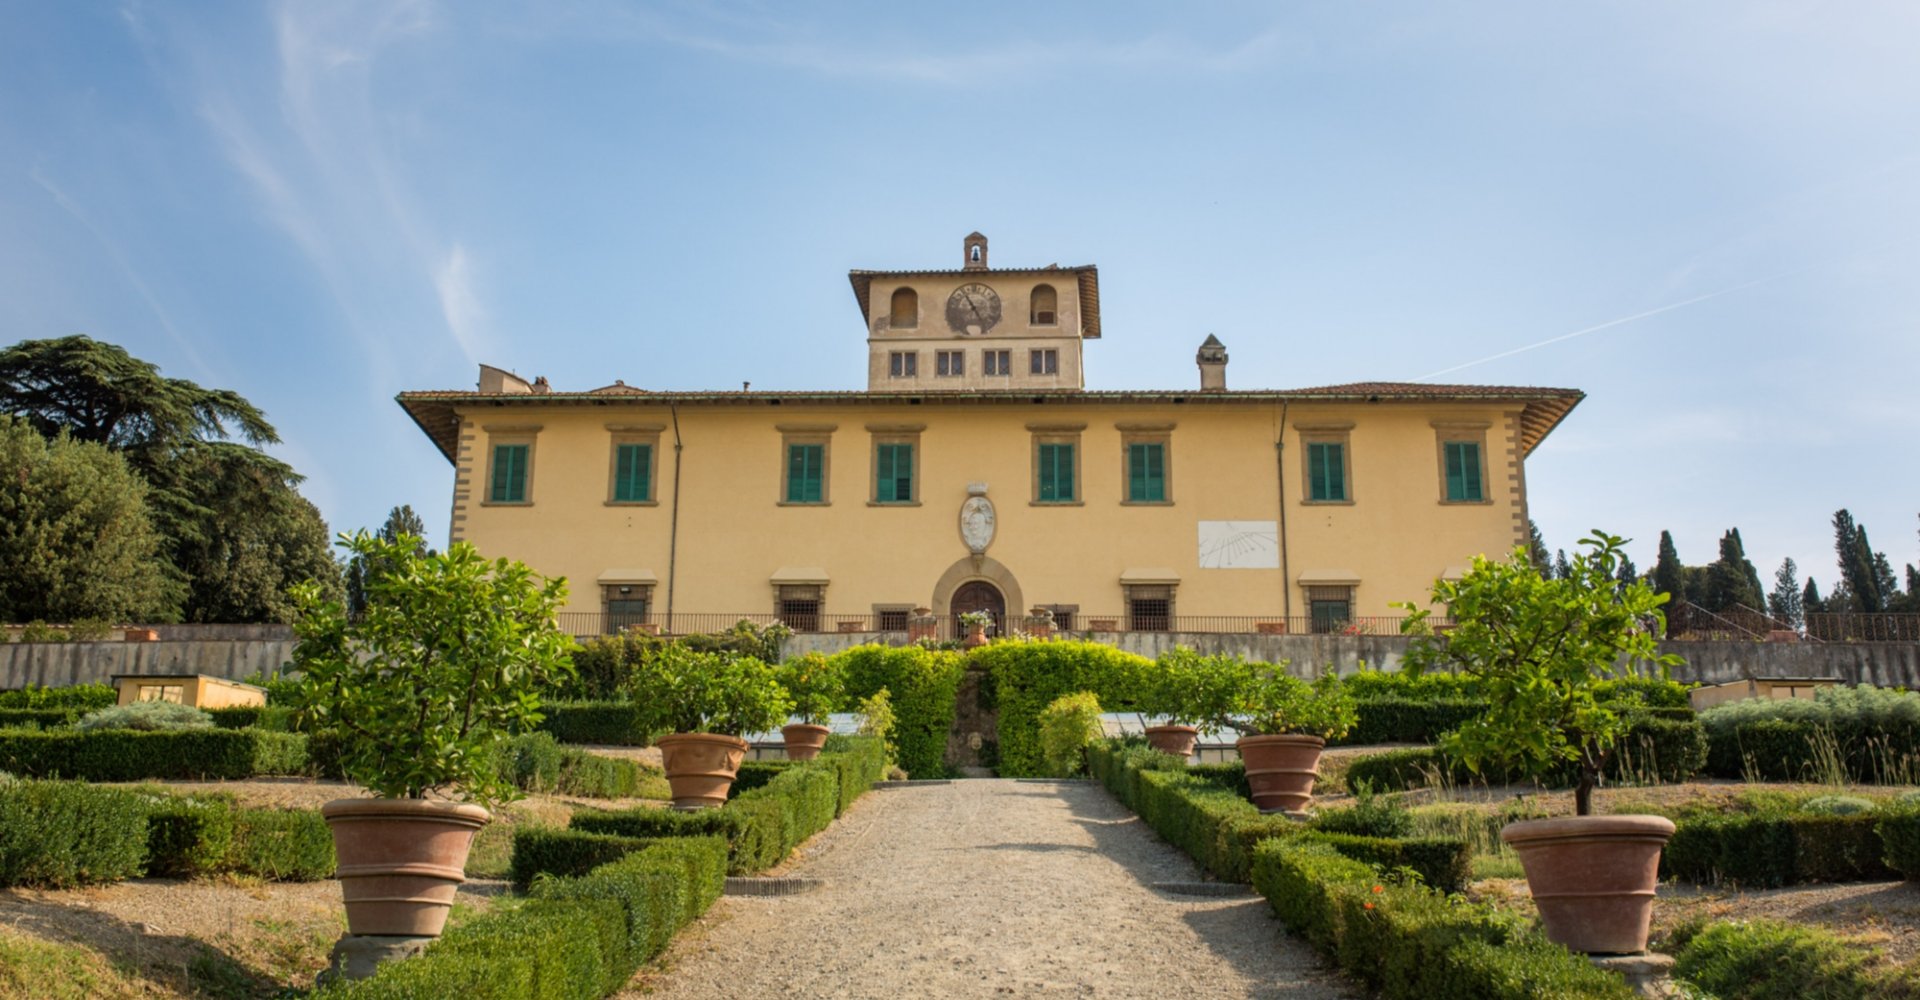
[491,444,528,503]
[1129,442,1165,502]
[1308,442,1344,501]
[1446,442,1482,501]
[1039,443,1076,502]
[614,444,650,502]
[876,443,912,502]
[787,444,823,503]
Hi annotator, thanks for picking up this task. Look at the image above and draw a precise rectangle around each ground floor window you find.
[603,583,653,634]
[778,585,823,632]
[874,606,911,631]
[1307,586,1354,634]
[1125,585,1173,631]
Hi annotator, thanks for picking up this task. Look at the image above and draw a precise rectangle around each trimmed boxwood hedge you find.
[0,707,81,728]
[1882,805,1920,878]
[1673,919,1920,1000]
[0,684,117,710]
[330,837,728,1000]
[1252,838,1635,999]
[1341,670,1690,709]
[1,780,332,887]
[537,702,657,746]
[563,737,885,875]
[1335,697,1486,746]
[1663,811,1897,888]
[1343,715,1707,792]
[1087,742,1472,891]
[0,728,309,781]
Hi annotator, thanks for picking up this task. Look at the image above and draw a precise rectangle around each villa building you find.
[398,234,1581,637]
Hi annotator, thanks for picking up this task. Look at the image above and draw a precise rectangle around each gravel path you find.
[627,779,1355,999]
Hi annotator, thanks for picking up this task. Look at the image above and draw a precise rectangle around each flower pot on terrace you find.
[1501,815,1675,955]
[1236,734,1325,816]
[321,799,490,937]
[1143,725,1200,758]
[657,732,750,809]
[963,625,989,648]
[781,722,832,761]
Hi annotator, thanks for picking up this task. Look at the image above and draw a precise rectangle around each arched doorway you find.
[950,581,1007,639]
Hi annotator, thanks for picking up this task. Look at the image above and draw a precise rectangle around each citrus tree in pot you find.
[777,652,845,761]
[631,645,792,808]
[1140,647,1234,758]
[290,533,574,939]
[1397,530,1683,956]
[1185,652,1356,814]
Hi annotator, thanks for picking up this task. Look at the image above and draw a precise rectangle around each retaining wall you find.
[0,640,295,688]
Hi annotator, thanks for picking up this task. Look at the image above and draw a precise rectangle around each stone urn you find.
[1237,734,1325,816]
[1143,725,1200,758]
[1502,815,1676,955]
[657,732,749,809]
[781,722,832,762]
[321,799,490,937]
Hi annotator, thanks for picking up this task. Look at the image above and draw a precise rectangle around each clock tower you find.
[849,234,1101,392]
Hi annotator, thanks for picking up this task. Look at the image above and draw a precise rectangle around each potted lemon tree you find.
[1141,647,1237,758]
[1397,531,1682,955]
[633,645,792,808]
[291,533,574,940]
[1180,651,1355,814]
[777,652,845,761]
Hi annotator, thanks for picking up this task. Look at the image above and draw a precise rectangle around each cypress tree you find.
[1703,528,1765,611]
[1833,510,1884,613]
[1527,519,1551,570]
[1652,531,1685,601]
[1803,577,1826,616]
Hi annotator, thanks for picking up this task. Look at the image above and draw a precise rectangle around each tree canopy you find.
[0,336,275,454]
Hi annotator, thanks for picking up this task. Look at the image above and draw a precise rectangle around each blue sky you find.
[3,1,1917,592]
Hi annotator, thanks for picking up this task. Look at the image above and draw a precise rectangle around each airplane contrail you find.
[1408,259,1832,382]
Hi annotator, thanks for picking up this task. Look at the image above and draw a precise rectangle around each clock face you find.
[945,283,1002,335]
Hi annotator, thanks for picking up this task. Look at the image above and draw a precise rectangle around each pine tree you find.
[1552,549,1571,581]
[345,505,433,616]
[1872,552,1901,606]
[1769,558,1804,631]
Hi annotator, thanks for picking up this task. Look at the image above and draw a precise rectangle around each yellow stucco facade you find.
[399,236,1580,635]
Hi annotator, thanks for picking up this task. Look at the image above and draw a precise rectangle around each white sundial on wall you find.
[959,483,996,555]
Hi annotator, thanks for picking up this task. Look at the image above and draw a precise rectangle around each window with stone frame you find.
[1125,586,1173,632]
[602,583,653,634]
[1307,585,1355,634]
[889,351,918,378]
[1297,423,1354,504]
[936,350,965,377]
[778,585,822,632]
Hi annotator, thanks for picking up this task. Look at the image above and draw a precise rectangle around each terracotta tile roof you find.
[847,265,1101,339]
[397,383,1581,464]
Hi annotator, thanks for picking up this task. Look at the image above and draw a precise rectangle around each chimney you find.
[1196,335,1228,391]
[963,232,988,270]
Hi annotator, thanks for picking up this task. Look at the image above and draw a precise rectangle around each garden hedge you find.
[205,705,297,731]
[563,737,885,875]
[0,684,117,711]
[0,707,80,729]
[1343,715,1707,792]
[536,702,657,746]
[330,837,728,1000]
[1087,742,1472,891]
[0,780,332,887]
[1341,670,1690,709]
[491,732,645,799]
[1672,919,1920,1000]
[970,640,1153,777]
[835,645,965,778]
[1699,686,1920,783]
[0,728,309,781]
[1335,697,1485,746]
[1252,838,1635,999]
[1663,810,1897,887]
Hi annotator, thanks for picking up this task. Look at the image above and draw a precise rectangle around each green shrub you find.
[1701,685,1920,782]
[1037,691,1104,777]
[1663,811,1894,887]
[537,702,656,746]
[1343,715,1705,792]
[1340,669,1689,709]
[510,827,658,890]
[568,738,884,875]
[144,795,238,877]
[75,700,213,732]
[0,780,150,887]
[1674,919,1920,1000]
[1803,795,1878,816]
[836,645,964,779]
[1879,805,1920,878]
[0,708,79,728]
[16,622,68,644]
[728,761,794,796]
[1250,838,1634,999]
[1310,786,1414,839]
[0,684,117,710]
[554,749,642,799]
[335,837,726,998]
[205,705,298,731]
[971,640,1152,777]
[1339,697,1485,746]
[564,633,663,701]
[0,728,308,780]
[228,808,334,880]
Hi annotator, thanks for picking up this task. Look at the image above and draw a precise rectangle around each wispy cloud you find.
[433,243,488,362]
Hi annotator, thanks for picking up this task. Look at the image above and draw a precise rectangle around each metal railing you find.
[1663,602,1920,643]
[1805,613,1920,643]
[551,611,1434,639]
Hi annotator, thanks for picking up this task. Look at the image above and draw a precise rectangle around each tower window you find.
[1030,349,1058,375]
[889,288,918,328]
[889,351,918,378]
[1030,284,1057,325]
[984,350,1011,376]
[969,245,982,262]
[936,350,965,377]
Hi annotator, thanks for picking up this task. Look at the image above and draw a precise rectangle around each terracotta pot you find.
[781,722,832,761]
[1236,734,1325,816]
[1501,815,1676,955]
[657,732,749,809]
[321,799,490,937]
[963,625,989,648]
[1143,725,1200,758]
